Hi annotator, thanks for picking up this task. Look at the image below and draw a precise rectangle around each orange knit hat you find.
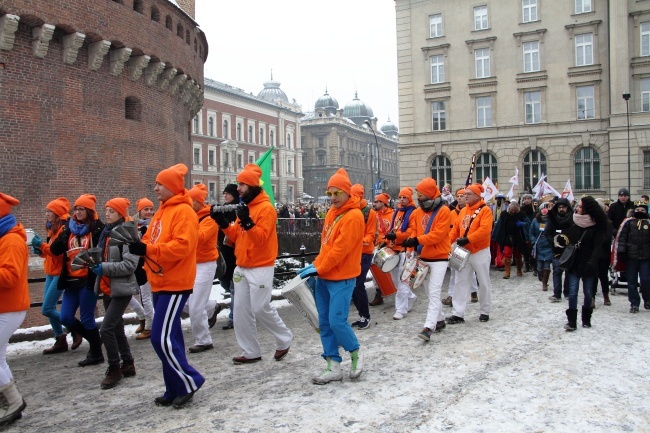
[136,198,154,212]
[374,193,390,205]
[188,183,208,203]
[456,188,466,195]
[398,187,413,199]
[105,197,131,219]
[0,192,19,218]
[75,194,97,212]
[46,197,71,219]
[466,183,484,196]
[350,184,364,198]
[236,164,263,187]
[327,168,352,195]
[416,178,440,199]
[156,163,188,195]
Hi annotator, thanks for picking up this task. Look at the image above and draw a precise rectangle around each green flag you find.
[255,147,275,204]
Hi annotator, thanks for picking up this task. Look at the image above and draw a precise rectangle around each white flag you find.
[542,181,561,199]
[481,177,499,201]
[561,179,575,201]
[532,174,546,194]
[506,183,516,200]
[508,167,519,185]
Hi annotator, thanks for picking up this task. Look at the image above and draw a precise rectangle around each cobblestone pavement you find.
[5,269,650,433]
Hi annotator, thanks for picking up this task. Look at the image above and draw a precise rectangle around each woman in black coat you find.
[615,202,650,313]
[492,201,530,278]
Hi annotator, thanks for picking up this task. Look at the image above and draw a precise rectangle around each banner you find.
[508,167,519,185]
[481,177,499,201]
[465,152,477,187]
[255,147,275,204]
[506,183,516,200]
[542,181,561,199]
[561,179,575,201]
[532,174,547,198]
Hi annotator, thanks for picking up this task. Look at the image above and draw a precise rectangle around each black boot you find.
[581,306,593,328]
[78,327,104,367]
[368,291,383,306]
[564,308,577,331]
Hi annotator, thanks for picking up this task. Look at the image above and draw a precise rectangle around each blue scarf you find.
[46,221,53,230]
[0,214,17,238]
[390,206,415,233]
[98,222,118,251]
[69,219,90,236]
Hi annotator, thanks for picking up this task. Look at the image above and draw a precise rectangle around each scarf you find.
[137,218,151,228]
[98,222,118,251]
[69,218,90,236]
[573,212,595,228]
[0,214,17,237]
[390,205,415,233]
[46,221,53,230]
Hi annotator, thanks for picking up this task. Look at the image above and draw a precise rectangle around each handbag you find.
[558,231,586,271]
[531,231,543,259]
[214,250,227,279]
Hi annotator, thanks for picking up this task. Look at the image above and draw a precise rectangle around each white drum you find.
[25,229,36,246]
[281,275,320,332]
[401,256,429,289]
[373,247,400,272]
[449,242,470,271]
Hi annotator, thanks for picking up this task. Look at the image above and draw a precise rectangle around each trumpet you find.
[210,203,244,213]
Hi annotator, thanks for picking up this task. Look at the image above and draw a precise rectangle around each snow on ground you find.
[5,269,650,433]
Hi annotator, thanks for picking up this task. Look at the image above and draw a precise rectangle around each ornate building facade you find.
[190,77,303,204]
[396,0,650,199]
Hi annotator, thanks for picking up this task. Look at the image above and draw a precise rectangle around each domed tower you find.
[314,89,339,116]
[258,74,289,103]
[343,92,374,126]
[380,116,399,138]
[0,0,207,230]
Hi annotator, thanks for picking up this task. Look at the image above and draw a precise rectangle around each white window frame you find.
[207,145,217,171]
[525,91,542,124]
[522,0,537,23]
[474,5,488,31]
[641,78,650,112]
[475,48,490,78]
[430,55,445,84]
[429,14,443,38]
[222,115,231,139]
[432,101,446,131]
[642,22,650,57]
[259,124,266,146]
[208,181,217,203]
[237,151,244,170]
[575,33,593,66]
[576,85,595,120]
[287,159,293,175]
[523,41,540,72]
[192,144,202,167]
[271,156,276,175]
[575,0,591,14]
[477,96,492,128]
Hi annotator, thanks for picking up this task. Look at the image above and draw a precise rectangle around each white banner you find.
[561,179,575,201]
[508,167,519,185]
[481,177,499,201]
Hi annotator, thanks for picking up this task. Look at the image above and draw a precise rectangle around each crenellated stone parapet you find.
[0,14,20,50]
[109,47,132,76]
[144,61,165,87]
[126,55,151,81]
[62,32,85,64]
[88,40,111,70]
[31,24,55,58]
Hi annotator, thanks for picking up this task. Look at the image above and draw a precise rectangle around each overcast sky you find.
[195,0,399,129]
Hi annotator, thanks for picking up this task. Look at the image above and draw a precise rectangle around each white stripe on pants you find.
[0,311,25,386]
[233,265,293,358]
[422,261,448,329]
[451,247,492,318]
[185,261,218,346]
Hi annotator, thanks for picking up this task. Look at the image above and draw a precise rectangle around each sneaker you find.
[356,317,371,330]
[418,328,432,342]
[350,348,364,379]
[479,314,489,322]
[471,292,478,303]
[393,312,406,320]
[549,296,561,303]
[630,306,640,314]
[434,320,446,332]
[312,358,343,385]
[441,296,452,306]
[188,344,214,354]
[446,315,465,324]
[222,321,234,330]
[172,391,195,409]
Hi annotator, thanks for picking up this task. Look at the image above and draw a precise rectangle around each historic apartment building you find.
[190,77,303,204]
[395,0,650,198]
[301,91,400,200]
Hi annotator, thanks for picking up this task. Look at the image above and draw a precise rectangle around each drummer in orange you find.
[384,187,417,320]
[368,193,394,306]
[297,168,365,384]
[448,183,494,324]
[349,184,377,330]
[401,178,451,341]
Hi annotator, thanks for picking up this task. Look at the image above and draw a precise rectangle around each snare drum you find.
[449,242,470,271]
[370,264,397,297]
[401,257,429,289]
[372,247,400,272]
[281,275,320,332]
[25,229,36,246]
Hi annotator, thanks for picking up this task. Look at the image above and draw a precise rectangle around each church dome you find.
[380,117,398,137]
[258,77,289,103]
[314,90,339,115]
[343,92,374,125]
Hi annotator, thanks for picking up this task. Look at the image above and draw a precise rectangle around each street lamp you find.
[623,92,631,193]
[363,119,381,193]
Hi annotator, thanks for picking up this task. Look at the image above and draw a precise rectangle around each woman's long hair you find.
[581,196,610,231]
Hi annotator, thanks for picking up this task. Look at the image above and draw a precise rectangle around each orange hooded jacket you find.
[375,207,394,246]
[387,200,416,253]
[196,205,219,263]
[313,195,364,280]
[411,205,452,260]
[142,191,198,293]
[222,190,277,268]
[39,223,66,276]
[0,224,30,313]
[450,199,493,254]
[359,199,378,255]
[449,205,463,243]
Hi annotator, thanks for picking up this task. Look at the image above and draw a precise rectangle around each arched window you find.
[166,16,172,30]
[151,6,160,22]
[208,118,214,136]
[248,125,253,142]
[177,23,184,38]
[574,147,600,190]
[125,96,141,121]
[260,128,265,145]
[523,150,547,192]
[186,30,190,45]
[430,155,452,187]
[222,120,229,138]
[476,152,498,184]
[236,123,242,141]
[133,0,143,13]
[270,131,274,146]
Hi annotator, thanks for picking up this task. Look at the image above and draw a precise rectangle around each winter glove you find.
[32,246,42,255]
[31,234,43,248]
[515,221,525,228]
[128,241,147,256]
[210,209,230,229]
[401,237,419,248]
[385,232,397,241]
[236,205,255,230]
[456,237,469,247]
[297,264,318,279]
[91,264,103,276]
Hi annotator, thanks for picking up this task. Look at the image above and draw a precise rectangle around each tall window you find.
[522,0,537,23]
[429,14,442,38]
[288,160,293,174]
[644,151,650,189]
[574,147,600,190]
[523,150,547,192]
[523,41,540,72]
[237,154,243,169]
[208,148,215,166]
[641,22,650,57]
[575,0,591,14]
[193,146,201,165]
[430,155,452,187]
[576,85,595,119]
[193,115,199,133]
[208,182,216,202]
[641,78,650,112]
[477,96,492,128]
[474,6,488,30]
[476,153,498,184]
[432,101,446,131]
[208,117,214,136]
[475,48,490,78]
[317,153,325,166]
[575,33,593,66]
[248,125,253,142]
[222,120,229,138]
[430,55,445,84]
[525,91,541,124]
[236,123,242,141]
[260,128,264,145]
[270,131,275,146]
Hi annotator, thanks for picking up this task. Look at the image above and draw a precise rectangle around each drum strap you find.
[416,202,444,255]
[463,204,486,238]
[322,211,349,245]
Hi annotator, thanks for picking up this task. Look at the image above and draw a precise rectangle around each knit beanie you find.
[374,193,390,205]
[156,163,188,195]
[46,197,71,219]
[351,184,364,198]
[136,198,154,212]
[466,183,484,196]
[105,197,131,219]
[415,178,440,199]
[188,183,208,203]
[456,188,466,196]
[327,168,352,195]
[223,184,239,197]
[398,187,413,200]
[75,194,97,212]
[0,192,19,218]
[237,164,262,187]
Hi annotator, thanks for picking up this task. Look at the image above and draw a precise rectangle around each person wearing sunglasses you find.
[296,168,364,384]
[368,193,393,307]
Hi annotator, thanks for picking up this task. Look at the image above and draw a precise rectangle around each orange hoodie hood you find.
[0,224,30,313]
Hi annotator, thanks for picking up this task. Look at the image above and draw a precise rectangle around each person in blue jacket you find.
[529,206,554,291]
